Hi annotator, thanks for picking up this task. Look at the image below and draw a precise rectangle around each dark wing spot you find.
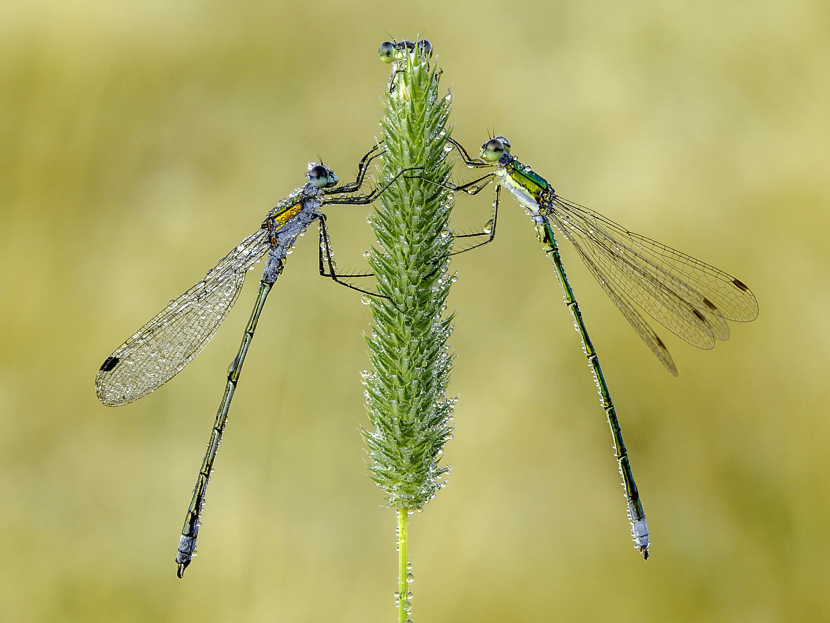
[702,297,718,312]
[655,335,666,349]
[732,278,750,292]
[692,309,705,322]
[100,356,120,372]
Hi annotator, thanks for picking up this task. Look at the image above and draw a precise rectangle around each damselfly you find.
[378,39,435,94]
[96,144,397,577]
[378,39,432,64]
[442,136,759,558]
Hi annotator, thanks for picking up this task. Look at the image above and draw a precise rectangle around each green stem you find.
[397,508,410,623]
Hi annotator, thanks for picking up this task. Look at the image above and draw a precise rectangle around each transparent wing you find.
[547,196,758,353]
[572,243,678,376]
[95,228,271,406]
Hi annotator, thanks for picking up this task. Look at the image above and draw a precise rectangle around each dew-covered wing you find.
[95,228,270,406]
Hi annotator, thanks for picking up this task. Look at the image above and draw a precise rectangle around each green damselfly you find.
[443,136,759,558]
[96,145,399,576]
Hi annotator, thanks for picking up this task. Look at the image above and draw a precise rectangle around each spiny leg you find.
[319,167,427,312]
[317,215,372,285]
[451,183,501,256]
[322,164,423,206]
[416,169,500,257]
[444,137,486,167]
[316,217,403,314]
[329,143,384,195]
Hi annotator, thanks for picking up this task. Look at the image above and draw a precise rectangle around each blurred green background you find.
[2,1,828,621]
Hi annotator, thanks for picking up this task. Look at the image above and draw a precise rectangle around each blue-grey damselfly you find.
[96,145,402,576]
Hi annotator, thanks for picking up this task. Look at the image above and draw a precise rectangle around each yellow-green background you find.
[2,1,827,621]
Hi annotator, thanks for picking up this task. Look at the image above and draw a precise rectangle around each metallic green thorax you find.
[498,155,554,214]
[507,158,551,195]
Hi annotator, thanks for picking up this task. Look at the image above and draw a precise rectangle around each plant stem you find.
[397,508,409,623]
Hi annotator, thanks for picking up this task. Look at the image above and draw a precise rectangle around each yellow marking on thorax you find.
[269,198,304,229]
[499,166,543,214]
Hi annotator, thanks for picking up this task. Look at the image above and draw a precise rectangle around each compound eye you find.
[307,164,334,188]
[378,41,396,63]
[480,138,505,162]
[416,40,433,58]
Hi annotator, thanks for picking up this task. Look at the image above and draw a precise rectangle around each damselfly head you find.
[480,136,510,162]
[307,163,338,188]
[415,39,433,58]
[378,39,433,63]
[378,41,397,63]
